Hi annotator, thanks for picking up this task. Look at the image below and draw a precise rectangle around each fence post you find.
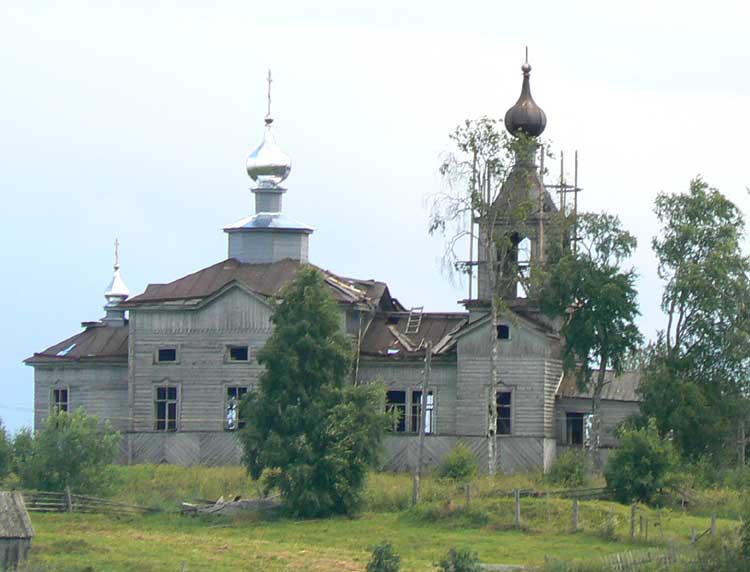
[514,489,522,529]
[691,528,696,542]
[710,515,717,538]
[645,517,648,542]
[64,485,73,513]
[572,498,579,532]
[639,514,644,538]
[465,484,472,510]
[630,503,636,542]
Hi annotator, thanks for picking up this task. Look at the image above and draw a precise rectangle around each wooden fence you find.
[21,489,158,517]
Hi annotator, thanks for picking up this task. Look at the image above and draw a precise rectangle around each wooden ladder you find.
[404,306,424,335]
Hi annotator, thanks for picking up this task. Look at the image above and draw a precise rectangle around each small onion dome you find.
[104,264,130,306]
[246,118,292,188]
[504,62,547,137]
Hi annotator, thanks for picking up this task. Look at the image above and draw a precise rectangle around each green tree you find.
[239,267,389,517]
[11,427,34,475]
[0,418,11,480]
[19,409,121,493]
[604,419,677,504]
[639,177,750,461]
[431,117,553,474]
[542,212,642,470]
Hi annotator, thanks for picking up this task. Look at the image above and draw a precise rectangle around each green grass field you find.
[23,466,742,572]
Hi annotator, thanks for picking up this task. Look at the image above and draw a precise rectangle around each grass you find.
[22,466,745,571]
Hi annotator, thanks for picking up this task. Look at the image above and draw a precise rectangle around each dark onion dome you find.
[504,62,546,137]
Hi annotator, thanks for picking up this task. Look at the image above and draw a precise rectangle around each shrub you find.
[19,408,121,493]
[435,547,481,572]
[12,427,34,475]
[366,541,400,572]
[438,444,478,482]
[0,419,10,480]
[546,449,589,488]
[604,419,677,504]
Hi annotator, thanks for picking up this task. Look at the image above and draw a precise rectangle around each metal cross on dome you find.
[266,69,273,120]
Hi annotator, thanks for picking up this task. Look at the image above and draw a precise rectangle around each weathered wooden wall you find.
[125,432,243,465]
[228,231,309,264]
[128,286,273,433]
[33,363,128,431]
[555,397,640,447]
[0,538,31,571]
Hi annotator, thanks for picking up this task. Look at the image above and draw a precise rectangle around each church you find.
[25,61,640,472]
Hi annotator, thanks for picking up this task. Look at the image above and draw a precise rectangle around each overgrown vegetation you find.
[367,541,402,572]
[0,418,11,480]
[604,419,677,504]
[16,409,120,493]
[238,267,389,517]
[437,444,479,483]
[435,547,482,572]
[546,449,589,488]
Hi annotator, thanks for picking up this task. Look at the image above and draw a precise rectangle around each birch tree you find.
[430,117,547,475]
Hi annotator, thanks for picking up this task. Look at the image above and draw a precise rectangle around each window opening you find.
[226,386,248,430]
[228,346,249,361]
[52,388,69,413]
[496,391,512,435]
[157,348,177,362]
[566,412,589,445]
[410,390,435,434]
[155,386,178,431]
[497,325,511,340]
[386,390,407,432]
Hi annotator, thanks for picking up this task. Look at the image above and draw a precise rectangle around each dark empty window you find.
[410,390,435,434]
[226,386,248,430]
[52,388,69,413]
[155,386,178,431]
[228,346,249,361]
[496,391,512,435]
[157,348,177,362]
[566,412,586,445]
[386,390,407,433]
[497,325,511,340]
[386,315,400,325]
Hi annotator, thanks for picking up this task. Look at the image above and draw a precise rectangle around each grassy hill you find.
[23,466,741,572]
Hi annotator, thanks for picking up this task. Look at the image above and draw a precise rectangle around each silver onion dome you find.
[104,239,130,306]
[504,60,547,137]
[246,117,292,188]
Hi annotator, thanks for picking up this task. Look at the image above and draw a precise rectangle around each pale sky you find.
[1,1,749,432]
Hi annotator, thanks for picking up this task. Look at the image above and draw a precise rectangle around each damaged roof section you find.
[556,370,640,402]
[122,258,399,310]
[361,312,467,358]
[25,322,128,365]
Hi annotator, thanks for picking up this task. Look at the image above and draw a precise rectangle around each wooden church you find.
[25,61,640,472]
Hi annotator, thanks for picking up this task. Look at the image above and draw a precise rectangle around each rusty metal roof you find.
[25,322,129,365]
[122,258,387,307]
[360,312,467,358]
[556,370,641,402]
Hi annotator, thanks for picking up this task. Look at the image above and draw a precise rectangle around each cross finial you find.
[266,69,273,120]
[525,46,529,65]
[114,238,120,270]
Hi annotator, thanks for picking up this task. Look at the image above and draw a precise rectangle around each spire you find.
[103,239,130,326]
[246,70,292,189]
[504,48,547,137]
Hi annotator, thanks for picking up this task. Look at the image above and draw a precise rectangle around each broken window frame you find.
[565,411,590,446]
[385,390,407,433]
[410,389,435,435]
[496,391,512,435]
[51,387,69,413]
[225,385,248,431]
[154,384,179,432]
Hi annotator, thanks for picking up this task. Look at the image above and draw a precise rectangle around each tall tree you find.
[639,177,750,461]
[430,117,546,475]
[542,212,642,470]
[239,267,388,517]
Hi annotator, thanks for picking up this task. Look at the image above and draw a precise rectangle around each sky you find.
[1,1,749,433]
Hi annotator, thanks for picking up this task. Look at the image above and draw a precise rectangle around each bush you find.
[19,408,121,493]
[435,547,481,572]
[546,449,589,488]
[366,541,400,572]
[438,444,478,482]
[0,419,11,480]
[11,427,34,475]
[604,419,677,504]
